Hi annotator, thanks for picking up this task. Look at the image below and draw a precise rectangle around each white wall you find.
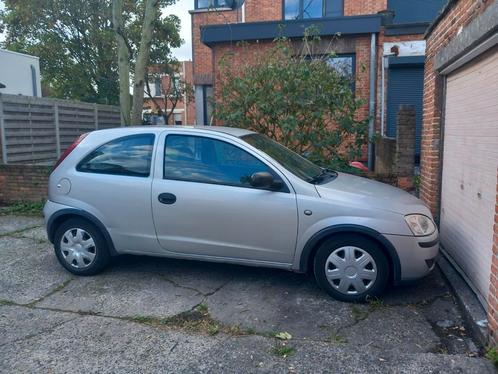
[0,49,42,97]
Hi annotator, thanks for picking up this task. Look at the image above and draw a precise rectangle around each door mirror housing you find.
[249,172,283,191]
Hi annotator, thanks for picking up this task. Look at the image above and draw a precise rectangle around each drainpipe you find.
[183,61,188,125]
[380,51,397,137]
[367,33,377,171]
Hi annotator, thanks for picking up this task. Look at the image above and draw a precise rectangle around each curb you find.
[437,253,489,347]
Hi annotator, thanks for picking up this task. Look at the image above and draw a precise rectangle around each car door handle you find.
[158,193,177,205]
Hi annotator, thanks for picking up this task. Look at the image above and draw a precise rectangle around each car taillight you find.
[53,133,88,171]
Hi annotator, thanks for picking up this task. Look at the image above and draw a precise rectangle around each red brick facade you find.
[191,0,430,134]
[344,0,387,16]
[245,0,282,22]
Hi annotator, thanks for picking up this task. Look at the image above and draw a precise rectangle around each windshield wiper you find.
[308,168,337,184]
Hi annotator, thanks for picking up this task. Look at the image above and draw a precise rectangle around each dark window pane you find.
[302,0,323,19]
[164,135,274,188]
[284,0,300,20]
[196,0,227,9]
[78,135,155,177]
[327,56,353,77]
[325,0,343,17]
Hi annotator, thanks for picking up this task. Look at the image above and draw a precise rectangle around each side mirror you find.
[249,172,283,191]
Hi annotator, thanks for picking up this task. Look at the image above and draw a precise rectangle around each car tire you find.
[313,235,389,302]
[53,218,110,276]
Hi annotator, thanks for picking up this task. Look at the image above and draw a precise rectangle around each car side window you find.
[77,134,155,177]
[164,134,281,188]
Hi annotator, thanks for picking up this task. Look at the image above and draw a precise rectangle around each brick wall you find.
[344,0,387,16]
[489,171,498,344]
[0,165,50,204]
[420,0,491,216]
[191,9,239,85]
[395,105,416,189]
[245,0,282,22]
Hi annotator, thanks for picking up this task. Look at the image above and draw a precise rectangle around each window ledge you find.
[189,7,233,14]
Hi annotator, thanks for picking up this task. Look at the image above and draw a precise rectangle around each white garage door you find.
[440,47,498,306]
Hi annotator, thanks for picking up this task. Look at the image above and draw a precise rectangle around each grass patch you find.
[486,347,498,367]
[1,200,45,216]
[132,304,254,337]
[271,342,294,358]
[328,334,347,344]
[366,296,386,310]
[351,304,369,321]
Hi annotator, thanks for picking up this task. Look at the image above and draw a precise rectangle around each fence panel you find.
[0,94,121,164]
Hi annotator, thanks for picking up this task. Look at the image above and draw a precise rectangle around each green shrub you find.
[215,30,368,172]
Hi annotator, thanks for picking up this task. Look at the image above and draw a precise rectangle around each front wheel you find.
[53,218,110,276]
[313,235,389,302]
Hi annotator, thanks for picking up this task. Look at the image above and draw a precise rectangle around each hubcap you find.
[325,246,377,295]
[60,228,96,269]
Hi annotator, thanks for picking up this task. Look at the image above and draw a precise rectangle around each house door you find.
[440,47,498,305]
[387,64,424,163]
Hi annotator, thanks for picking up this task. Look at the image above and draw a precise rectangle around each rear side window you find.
[77,134,155,177]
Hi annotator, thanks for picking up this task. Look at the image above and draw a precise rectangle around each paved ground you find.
[0,214,495,373]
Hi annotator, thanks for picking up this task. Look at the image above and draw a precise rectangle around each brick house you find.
[419,0,498,342]
[143,61,196,125]
[190,0,445,170]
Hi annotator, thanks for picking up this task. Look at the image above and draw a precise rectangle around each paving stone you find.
[340,305,441,353]
[36,264,205,318]
[206,268,356,340]
[0,306,494,374]
[0,215,43,236]
[13,226,49,243]
[0,236,71,304]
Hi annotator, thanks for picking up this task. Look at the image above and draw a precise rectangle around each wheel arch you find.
[299,224,401,283]
[47,208,118,256]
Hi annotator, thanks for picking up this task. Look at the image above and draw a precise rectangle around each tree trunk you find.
[131,0,159,125]
[112,0,131,125]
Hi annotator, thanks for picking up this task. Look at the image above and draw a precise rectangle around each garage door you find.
[440,47,498,305]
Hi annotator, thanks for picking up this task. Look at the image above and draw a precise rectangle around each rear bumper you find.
[384,230,439,281]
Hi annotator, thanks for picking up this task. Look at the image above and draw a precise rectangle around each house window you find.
[284,0,343,20]
[174,113,182,125]
[326,55,354,78]
[195,0,228,9]
[309,54,355,91]
[154,78,161,97]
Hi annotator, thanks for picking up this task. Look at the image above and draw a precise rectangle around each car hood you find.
[315,172,432,216]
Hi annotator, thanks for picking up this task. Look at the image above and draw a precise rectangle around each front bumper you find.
[384,230,439,281]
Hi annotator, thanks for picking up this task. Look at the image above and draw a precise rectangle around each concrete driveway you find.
[0,214,495,373]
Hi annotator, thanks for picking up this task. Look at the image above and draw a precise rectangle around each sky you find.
[0,0,193,61]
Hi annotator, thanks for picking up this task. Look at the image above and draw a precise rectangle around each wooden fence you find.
[0,93,121,164]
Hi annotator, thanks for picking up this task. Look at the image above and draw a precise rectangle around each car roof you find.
[93,125,256,138]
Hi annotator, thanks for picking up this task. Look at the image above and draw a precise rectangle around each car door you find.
[151,131,298,264]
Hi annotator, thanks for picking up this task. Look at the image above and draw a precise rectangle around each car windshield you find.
[241,133,332,183]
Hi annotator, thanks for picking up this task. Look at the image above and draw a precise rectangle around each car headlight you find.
[404,214,436,236]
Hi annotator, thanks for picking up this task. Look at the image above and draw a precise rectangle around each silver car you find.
[44,126,439,302]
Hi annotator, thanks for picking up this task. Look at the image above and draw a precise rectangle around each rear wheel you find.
[313,235,389,302]
[54,218,110,276]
